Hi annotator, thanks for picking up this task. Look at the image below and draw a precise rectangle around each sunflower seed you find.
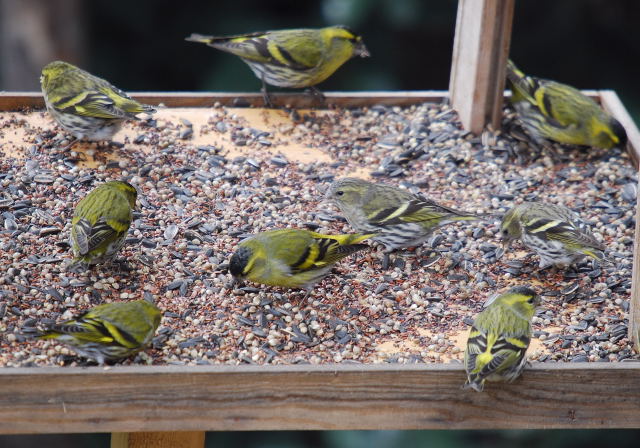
[164,224,179,240]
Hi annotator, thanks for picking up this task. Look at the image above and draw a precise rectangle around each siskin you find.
[326,177,481,253]
[69,180,137,272]
[464,286,540,392]
[229,229,374,296]
[40,60,156,145]
[37,299,161,365]
[500,202,606,269]
[506,59,627,149]
[186,26,369,106]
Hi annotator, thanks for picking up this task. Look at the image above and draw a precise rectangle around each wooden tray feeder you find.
[1,1,639,447]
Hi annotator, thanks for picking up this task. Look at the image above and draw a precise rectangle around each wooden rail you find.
[0,91,448,110]
[1,363,640,434]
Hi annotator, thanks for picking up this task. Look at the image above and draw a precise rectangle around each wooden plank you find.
[449,0,515,134]
[631,190,640,353]
[111,431,205,448]
[1,363,640,434]
[0,91,448,111]
[599,90,640,169]
[599,90,640,350]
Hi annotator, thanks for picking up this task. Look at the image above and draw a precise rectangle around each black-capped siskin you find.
[69,180,137,272]
[506,60,627,149]
[464,286,540,392]
[186,26,369,106]
[500,202,605,269]
[229,229,374,296]
[326,177,482,253]
[37,299,161,365]
[40,60,155,146]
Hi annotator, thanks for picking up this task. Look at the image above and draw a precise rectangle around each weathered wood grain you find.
[631,189,640,353]
[0,91,447,111]
[111,431,205,448]
[1,363,640,434]
[599,90,640,350]
[599,90,640,169]
[449,0,515,134]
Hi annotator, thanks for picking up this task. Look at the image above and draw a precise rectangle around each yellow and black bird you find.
[464,286,540,392]
[186,26,369,106]
[506,60,627,149]
[229,229,374,297]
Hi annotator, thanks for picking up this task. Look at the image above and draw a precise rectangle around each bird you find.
[500,202,606,269]
[464,285,540,392]
[37,299,161,365]
[68,180,137,272]
[186,26,369,106]
[40,60,156,147]
[506,59,627,149]
[228,229,374,296]
[326,177,482,253]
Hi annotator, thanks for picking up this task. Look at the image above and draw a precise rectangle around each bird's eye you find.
[336,190,344,196]
[527,297,535,304]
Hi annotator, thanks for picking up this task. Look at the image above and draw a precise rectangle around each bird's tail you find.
[67,258,89,274]
[340,233,378,245]
[329,233,378,258]
[584,248,616,268]
[461,379,484,392]
[185,33,216,44]
[446,210,496,224]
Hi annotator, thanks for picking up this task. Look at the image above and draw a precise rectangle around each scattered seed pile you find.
[0,100,637,367]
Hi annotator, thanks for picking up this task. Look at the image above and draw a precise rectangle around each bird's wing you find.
[287,235,365,273]
[73,216,127,255]
[532,81,597,129]
[363,195,472,226]
[201,30,322,70]
[524,216,604,251]
[52,90,128,119]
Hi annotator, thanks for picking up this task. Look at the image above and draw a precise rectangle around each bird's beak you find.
[355,42,370,58]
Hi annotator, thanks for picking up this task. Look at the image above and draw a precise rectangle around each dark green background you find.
[1,0,639,121]
[1,0,639,446]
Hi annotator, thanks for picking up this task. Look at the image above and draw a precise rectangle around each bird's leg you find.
[261,76,273,108]
[110,258,133,274]
[59,136,79,151]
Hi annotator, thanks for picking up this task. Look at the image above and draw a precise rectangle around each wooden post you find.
[631,192,640,352]
[449,0,515,134]
[599,90,640,350]
[111,432,205,448]
[599,90,640,169]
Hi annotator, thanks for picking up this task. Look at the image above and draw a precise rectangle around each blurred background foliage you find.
[1,0,639,446]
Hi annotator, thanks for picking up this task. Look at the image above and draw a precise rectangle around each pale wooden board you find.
[0,91,448,111]
[0,107,334,169]
[1,364,640,433]
[600,90,640,168]
[599,90,640,351]
[111,431,205,448]
[449,0,515,133]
